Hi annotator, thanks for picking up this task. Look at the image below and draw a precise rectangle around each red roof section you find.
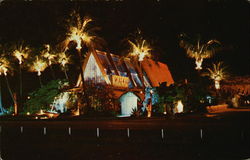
[142,58,174,87]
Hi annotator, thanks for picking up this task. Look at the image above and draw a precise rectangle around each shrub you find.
[24,79,68,114]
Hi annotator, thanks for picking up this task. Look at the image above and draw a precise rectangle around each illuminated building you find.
[74,50,174,116]
[54,50,174,116]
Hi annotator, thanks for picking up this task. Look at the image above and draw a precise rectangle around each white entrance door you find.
[120,92,138,116]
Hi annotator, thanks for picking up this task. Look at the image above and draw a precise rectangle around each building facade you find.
[73,50,174,116]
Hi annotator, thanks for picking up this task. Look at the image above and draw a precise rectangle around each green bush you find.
[24,79,68,114]
[79,83,118,116]
[156,80,211,114]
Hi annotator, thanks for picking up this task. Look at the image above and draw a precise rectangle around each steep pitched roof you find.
[77,50,174,88]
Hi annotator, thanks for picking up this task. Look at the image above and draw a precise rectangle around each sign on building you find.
[111,75,129,88]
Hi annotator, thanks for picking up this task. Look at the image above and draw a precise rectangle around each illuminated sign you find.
[111,75,129,88]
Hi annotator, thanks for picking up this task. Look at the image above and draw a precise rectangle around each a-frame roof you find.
[76,50,174,88]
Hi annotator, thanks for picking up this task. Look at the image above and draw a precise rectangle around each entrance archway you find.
[119,92,139,116]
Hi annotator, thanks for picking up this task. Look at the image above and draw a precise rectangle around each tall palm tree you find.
[127,39,152,62]
[126,30,152,87]
[202,62,229,90]
[12,43,30,112]
[179,34,221,70]
[0,56,16,107]
[57,49,71,80]
[125,30,153,117]
[41,44,57,79]
[0,76,3,115]
[62,11,105,115]
[63,11,104,88]
[28,56,48,87]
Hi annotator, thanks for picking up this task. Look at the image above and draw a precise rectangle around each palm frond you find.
[180,34,221,59]
[203,62,229,81]
[0,55,13,76]
[64,11,105,51]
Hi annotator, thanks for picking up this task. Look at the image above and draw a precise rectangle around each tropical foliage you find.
[0,54,16,106]
[0,8,231,117]
[179,34,221,70]
[24,79,68,114]
[62,11,104,89]
[79,83,117,116]
[127,30,152,62]
[202,62,229,89]
[64,11,104,51]
[156,81,211,114]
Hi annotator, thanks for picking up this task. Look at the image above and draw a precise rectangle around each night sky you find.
[0,0,249,105]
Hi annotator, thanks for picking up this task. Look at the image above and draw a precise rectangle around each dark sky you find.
[0,0,249,105]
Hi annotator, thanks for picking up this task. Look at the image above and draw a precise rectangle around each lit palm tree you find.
[126,30,153,117]
[63,11,103,87]
[127,39,152,62]
[126,30,152,87]
[12,43,30,110]
[62,11,105,116]
[179,34,221,70]
[28,56,48,87]
[202,62,229,90]
[41,44,57,79]
[57,49,71,80]
[0,56,16,106]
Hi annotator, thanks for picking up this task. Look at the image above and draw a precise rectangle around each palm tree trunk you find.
[76,49,85,116]
[19,64,23,112]
[49,65,56,80]
[0,78,3,113]
[4,75,15,104]
[64,68,69,80]
[38,76,43,87]
[139,61,145,88]
[77,50,85,88]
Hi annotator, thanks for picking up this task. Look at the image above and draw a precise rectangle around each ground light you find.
[175,100,184,113]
